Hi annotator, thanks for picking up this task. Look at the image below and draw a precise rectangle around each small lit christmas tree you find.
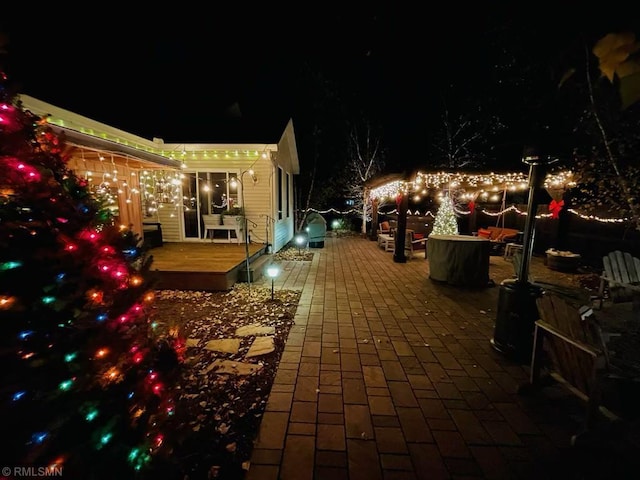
[0,68,181,476]
[431,194,459,235]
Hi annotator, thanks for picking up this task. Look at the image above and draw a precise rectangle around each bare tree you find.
[430,104,505,170]
[344,120,385,235]
[296,124,320,232]
[563,33,640,231]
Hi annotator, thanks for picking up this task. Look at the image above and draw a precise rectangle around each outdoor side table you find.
[378,233,394,252]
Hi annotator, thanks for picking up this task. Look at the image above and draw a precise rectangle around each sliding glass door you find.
[182,171,239,239]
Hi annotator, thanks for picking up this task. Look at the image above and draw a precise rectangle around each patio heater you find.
[491,145,557,363]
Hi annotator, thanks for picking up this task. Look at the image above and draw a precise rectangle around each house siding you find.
[273,168,294,252]
[242,159,275,248]
[154,207,182,243]
[17,95,300,249]
[65,158,146,236]
[159,152,279,246]
[271,123,298,252]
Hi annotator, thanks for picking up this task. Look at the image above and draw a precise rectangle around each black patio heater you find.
[491,145,557,363]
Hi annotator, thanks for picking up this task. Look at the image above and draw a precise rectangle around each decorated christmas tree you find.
[432,194,459,235]
[0,68,181,476]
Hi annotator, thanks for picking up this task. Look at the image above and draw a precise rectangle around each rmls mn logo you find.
[2,466,63,477]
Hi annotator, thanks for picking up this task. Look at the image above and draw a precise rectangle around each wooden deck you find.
[147,242,268,291]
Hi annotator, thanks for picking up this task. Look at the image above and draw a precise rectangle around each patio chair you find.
[520,290,640,444]
[377,221,394,251]
[378,221,391,236]
[597,250,640,309]
[399,229,427,259]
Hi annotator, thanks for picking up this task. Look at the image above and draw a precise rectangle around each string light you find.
[368,170,630,223]
[370,170,576,201]
[5,95,179,476]
[378,205,629,223]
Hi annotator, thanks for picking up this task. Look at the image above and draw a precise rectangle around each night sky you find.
[1,4,636,174]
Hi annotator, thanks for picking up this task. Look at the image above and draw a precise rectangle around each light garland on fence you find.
[566,208,628,223]
[304,207,360,215]
[376,205,629,223]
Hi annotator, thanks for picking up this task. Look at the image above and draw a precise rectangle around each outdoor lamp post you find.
[266,264,279,301]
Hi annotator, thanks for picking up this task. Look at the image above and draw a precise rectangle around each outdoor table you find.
[427,234,491,287]
[377,233,394,252]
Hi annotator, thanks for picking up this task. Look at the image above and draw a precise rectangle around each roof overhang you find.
[54,126,182,169]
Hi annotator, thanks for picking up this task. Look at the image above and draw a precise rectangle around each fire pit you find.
[546,249,581,272]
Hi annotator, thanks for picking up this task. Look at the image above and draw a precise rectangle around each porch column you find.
[369,197,379,241]
[394,193,408,263]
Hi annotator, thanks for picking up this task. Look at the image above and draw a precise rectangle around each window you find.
[286,173,290,217]
[278,167,283,220]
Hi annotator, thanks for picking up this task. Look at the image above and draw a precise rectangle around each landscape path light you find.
[266,264,280,301]
[295,234,306,255]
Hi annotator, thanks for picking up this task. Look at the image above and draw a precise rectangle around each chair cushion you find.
[380,221,390,231]
[477,228,491,239]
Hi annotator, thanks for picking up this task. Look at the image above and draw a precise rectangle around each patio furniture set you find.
[376,221,427,259]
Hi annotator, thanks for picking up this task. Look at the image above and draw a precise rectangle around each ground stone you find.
[236,324,276,336]
[201,359,264,376]
[203,338,241,354]
[246,336,275,358]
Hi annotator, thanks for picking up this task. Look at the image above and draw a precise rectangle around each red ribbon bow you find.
[549,199,564,219]
[468,200,475,214]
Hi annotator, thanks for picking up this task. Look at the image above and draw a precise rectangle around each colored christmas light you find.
[0,80,181,476]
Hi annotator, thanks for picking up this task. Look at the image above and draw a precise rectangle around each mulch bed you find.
[273,246,314,262]
[148,284,302,479]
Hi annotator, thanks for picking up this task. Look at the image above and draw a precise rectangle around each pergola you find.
[365,169,576,263]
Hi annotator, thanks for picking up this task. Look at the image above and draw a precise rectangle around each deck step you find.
[238,253,273,283]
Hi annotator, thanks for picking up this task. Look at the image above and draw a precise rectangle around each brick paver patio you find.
[247,235,638,479]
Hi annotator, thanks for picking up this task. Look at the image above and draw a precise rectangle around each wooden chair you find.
[598,251,640,308]
[522,291,623,442]
[399,229,427,259]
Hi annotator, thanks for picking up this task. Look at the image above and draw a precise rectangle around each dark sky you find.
[1,4,636,174]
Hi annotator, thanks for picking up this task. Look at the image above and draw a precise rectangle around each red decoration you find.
[549,199,565,219]
[396,193,403,208]
[468,200,475,214]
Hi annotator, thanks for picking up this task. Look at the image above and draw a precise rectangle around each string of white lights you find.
[369,205,629,223]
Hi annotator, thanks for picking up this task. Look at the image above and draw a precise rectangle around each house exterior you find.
[18,94,300,253]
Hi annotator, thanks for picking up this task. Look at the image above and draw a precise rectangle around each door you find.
[182,171,240,240]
